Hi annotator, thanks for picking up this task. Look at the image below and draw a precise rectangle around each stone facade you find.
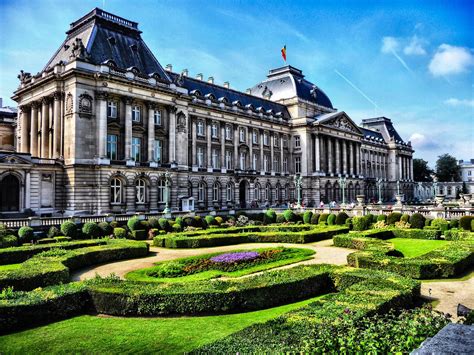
[1,8,414,216]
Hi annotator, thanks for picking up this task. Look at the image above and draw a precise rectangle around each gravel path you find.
[71,239,353,281]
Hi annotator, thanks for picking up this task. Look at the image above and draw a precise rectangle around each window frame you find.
[110,178,122,204]
[135,179,146,204]
[132,105,141,122]
[106,134,118,160]
[107,101,118,119]
[131,137,141,162]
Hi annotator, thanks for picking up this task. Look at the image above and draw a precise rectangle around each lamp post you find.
[377,178,383,204]
[396,180,400,195]
[339,176,347,207]
[293,174,303,208]
[163,172,171,214]
[432,181,438,199]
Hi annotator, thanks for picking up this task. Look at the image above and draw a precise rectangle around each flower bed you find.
[125,247,314,282]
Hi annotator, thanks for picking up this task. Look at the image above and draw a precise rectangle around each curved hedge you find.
[0,240,149,291]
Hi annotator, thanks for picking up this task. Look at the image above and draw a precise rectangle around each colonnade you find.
[315,135,361,177]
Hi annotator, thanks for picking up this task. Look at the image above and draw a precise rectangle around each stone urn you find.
[356,195,365,207]
[463,194,472,207]
[434,194,445,207]
[395,194,404,207]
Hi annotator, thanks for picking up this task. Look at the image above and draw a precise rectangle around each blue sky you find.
[0,0,472,166]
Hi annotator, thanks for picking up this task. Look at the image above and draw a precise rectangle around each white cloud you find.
[381,36,399,53]
[429,44,474,77]
[444,98,474,107]
[409,133,442,150]
[403,36,426,56]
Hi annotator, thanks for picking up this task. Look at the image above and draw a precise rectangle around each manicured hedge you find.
[348,229,394,240]
[444,229,474,241]
[0,235,17,248]
[0,240,149,291]
[460,216,474,231]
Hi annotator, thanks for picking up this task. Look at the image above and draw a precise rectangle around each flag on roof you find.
[281,45,287,62]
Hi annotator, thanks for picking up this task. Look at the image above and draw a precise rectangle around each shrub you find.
[409,213,426,229]
[425,218,432,227]
[302,211,312,224]
[377,215,387,222]
[236,215,250,227]
[131,230,147,240]
[264,209,277,224]
[0,235,17,248]
[182,217,194,228]
[283,209,296,222]
[113,228,127,239]
[127,217,142,232]
[148,217,160,229]
[205,215,216,226]
[401,214,410,223]
[319,213,330,224]
[98,222,113,236]
[327,214,336,226]
[472,220,474,233]
[215,216,224,225]
[352,216,371,231]
[373,221,387,229]
[82,222,101,238]
[335,212,349,225]
[460,216,474,231]
[193,216,204,228]
[18,226,34,243]
[394,220,411,229]
[345,217,353,229]
[449,219,459,229]
[276,214,286,224]
[431,218,449,231]
[47,226,61,238]
[60,221,77,238]
[159,218,171,232]
[387,212,402,225]
[367,214,376,224]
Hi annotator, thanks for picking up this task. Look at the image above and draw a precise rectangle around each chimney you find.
[196,73,203,80]
[208,76,214,84]
[165,64,172,72]
[246,88,251,94]
[182,69,188,76]
[223,81,230,89]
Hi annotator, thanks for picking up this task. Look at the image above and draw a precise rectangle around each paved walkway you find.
[71,239,353,281]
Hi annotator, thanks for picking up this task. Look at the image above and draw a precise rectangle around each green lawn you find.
[0,295,325,354]
[388,238,450,258]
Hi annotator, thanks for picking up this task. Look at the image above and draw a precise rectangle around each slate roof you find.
[250,66,334,109]
[169,73,291,120]
[360,127,386,143]
[362,117,406,144]
[42,8,171,82]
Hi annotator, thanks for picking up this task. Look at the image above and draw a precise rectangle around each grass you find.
[0,263,21,271]
[125,247,315,283]
[388,238,450,258]
[0,294,326,354]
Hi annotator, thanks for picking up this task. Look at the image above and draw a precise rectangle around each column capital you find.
[52,91,64,101]
[95,90,108,101]
[146,101,158,110]
[123,96,134,105]
[30,100,41,109]
[41,96,51,105]
[19,104,31,112]
[169,105,178,114]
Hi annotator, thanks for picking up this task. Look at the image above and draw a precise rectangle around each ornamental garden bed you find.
[125,247,315,283]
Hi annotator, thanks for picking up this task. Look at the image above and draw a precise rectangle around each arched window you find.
[198,181,206,202]
[226,182,234,202]
[136,179,146,204]
[265,183,271,201]
[275,183,282,201]
[254,183,261,201]
[0,174,20,212]
[212,182,221,201]
[158,179,166,202]
[110,178,122,204]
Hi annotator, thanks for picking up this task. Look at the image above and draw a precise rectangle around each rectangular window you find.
[131,137,141,161]
[154,110,162,125]
[264,155,269,172]
[212,148,219,168]
[240,152,246,170]
[274,157,280,172]
[239,128,245,143]
[295,156,301,173]
[225,125,232,140]
[197,147,204,168]
[106,134,118,160]
[252,130,258,144]
[263,133,269,146]
[295,136,301,148]
[107,101,117,118]
[197,121,205,136]
[154,139,162,163]
[225,150,232,169]
[211,123,218,138]
[283,157,288,172]
[283,137,288,148]
[132,105,141,122]
[252,153,258,170]
[274,135,279,147]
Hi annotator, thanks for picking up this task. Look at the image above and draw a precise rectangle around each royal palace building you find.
[0,8,414,216]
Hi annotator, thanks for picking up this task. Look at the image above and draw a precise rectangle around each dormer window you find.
[107,101,117,118]
[130,44,138,51]
[107,37,116,45]
[132,105,141,122]
[154,109,162,125]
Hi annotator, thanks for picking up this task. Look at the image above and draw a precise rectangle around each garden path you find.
[421,272,474,320]
[71,239,352,281]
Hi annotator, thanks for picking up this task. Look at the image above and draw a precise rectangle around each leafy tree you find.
[435,154,461,182]
[413,158,433,182]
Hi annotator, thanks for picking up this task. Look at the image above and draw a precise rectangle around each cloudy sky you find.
[0,0,472,166]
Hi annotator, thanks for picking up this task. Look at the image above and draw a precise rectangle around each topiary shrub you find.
[131,230,147,240]
[193,216,204,228]
[82,222,101,238]
[283,209,295,222]
[449,219,459,229]
[471,220,474,233]
[276,214,286,224]
[409,213,426,229]
[264,209,277,225]
[401,214,410,223]
[327,213,336,226]
[215,216,224,225]
[319,213,329,225]
[425,218,432,227]
[302,211,313,224]
[0,235,18,248]
[345,217,353,230]
[387,212,402,225]
[127,217,142,232]
[459,216,474,231]
[335,212,349,225]
[431,218,449,232]
[172,223,182,232]
[183,217,194,228]
[113,227,127,239]
[352,216,371,231]
[18,226,34,243]
[98,222,113,236]
[47,226,61,238]
[377,215,387,222]
[60,221,77,238]
[148,217,160,229]
[159,218,171,232]
[367,214,376,224]
[205,215,216,226]
[310,213,320,225]
[175,217,184,228]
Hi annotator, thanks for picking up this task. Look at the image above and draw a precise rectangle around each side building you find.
[0,8,414,216]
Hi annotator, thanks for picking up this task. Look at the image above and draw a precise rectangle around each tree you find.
[435,154,461,182]
[413,158,433,182]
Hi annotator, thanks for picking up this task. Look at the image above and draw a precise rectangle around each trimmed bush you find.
[18,226,34,243]
[205,215,216,226]
[61,221,77,238]
[471,220,474,233]
[409,213,426,229]
[183,217,194,228]
[148,217,160,229]
[327,214,336,226]
[276,214,286,224]
[113,228,127,239]
[127,217,141,232]
[387,212,402,225]
[311,213,320,225]
[449,219,459,229]
[130,230,147,240]
[377,215,387,222]
[319,213,330,224]
[98,222,113,236]
[0,235,17,248]
[431,218,449,232]
[460,216,474,231]
[283,209,296,222]
[264,209,277,224]
[401,214,410,223]
[215,216,224,225]
[82,222,101,238]
[302,211,313,224]
[47,226,61,238]
[335,212,349,225]
[352,216,371,231]
[159,218,171,232]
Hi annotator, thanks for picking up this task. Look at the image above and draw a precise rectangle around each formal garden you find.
[0,209,473,353]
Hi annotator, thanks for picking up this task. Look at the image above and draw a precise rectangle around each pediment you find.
[318,112,362,134]
[0,154,32,165]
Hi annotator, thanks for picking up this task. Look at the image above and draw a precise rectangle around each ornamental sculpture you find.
[70,37,90,61]
[17,70,32,84]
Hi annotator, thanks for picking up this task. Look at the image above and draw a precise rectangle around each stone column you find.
[48,100,53,158]
[168,107,176,163]
[220,125,225,170]
[52,92,62,159]
[320,135,326,173]
[349,141,354,176]
[335,138,341,175]
[149,179,158,212]
[207,120,212,168]
[280,135,284,173]
[249,128,253,169]
[125,183,135,213]
[124,97,133,161]
[41,97,50,158]
[96,91,108,159]
[398,155,402,181]
[147,103,156,161]
[25,170,31,209]
[259,130,264,172]
[409,157,413,181]
[315,134,321,172]
[327,136,333,175]
[191,119,197,167]
[233,124,239,168]
[20,105,30,153]
[342,140,347,175]
[270,132,274,173]
[30,101,39,157]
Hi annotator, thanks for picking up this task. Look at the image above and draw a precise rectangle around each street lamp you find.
[293,175,303,208]
[396,180,400,195]
[339,176,347,206]
[376,178,383,204]
[163,172,171,214]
